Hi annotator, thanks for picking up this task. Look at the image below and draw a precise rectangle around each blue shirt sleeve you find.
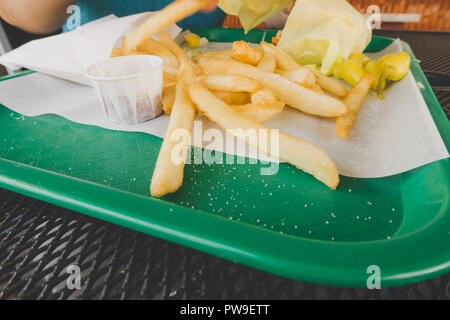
[63,0,225,32]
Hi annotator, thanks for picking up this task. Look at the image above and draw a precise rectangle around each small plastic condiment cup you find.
[86,55,164,125]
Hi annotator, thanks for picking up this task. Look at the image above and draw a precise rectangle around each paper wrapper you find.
[0,13,181,86]
[278,0,372,75]
[218,0,292,32]
[0,19,448,178]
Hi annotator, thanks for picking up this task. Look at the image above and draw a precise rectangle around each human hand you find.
[201,0,218,12]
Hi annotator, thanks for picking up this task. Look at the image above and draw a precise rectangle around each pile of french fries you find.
[111,0,375,197]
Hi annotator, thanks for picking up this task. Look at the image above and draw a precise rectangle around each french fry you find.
[128,51,149,55]
[231,102,285,123]
[315,72,348,98]
[164,65,179,78]
[150,63,197,197]
[137,38,180,67]
[193,49,233,62]
[251,88,277,104]
[257,53,277,73]
[158,32,199,72]
[253,45,264,53]
[123,0,214,53]
[336,74,374,139]
[212,91,251,105]
[162,84,176,115]
[198,58,347,117]
[163,72,177,84]
[188,84,339,189]
[276,69,316,88]
[164,81,177,90]
[232,41,263,66]
[120,37,126,54]
[311,83,325,94]
[198,75,261,93]
[261,42,348,98]
[110,48,123,57]
[260,41,302,70]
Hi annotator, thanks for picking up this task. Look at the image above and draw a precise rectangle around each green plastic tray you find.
[0,29,449,288]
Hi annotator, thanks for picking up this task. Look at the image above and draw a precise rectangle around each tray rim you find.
[0,32,449,288]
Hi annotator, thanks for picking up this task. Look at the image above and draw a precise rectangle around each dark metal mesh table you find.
[0,31,449,300]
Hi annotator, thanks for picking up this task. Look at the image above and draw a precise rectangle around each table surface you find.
[0,30,449,300]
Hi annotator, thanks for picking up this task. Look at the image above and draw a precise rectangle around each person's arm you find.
[0,0,75,34]
[203,0,218,12]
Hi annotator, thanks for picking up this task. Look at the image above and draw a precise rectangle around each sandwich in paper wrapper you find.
[278,0,372,75]
[220,0,372,75]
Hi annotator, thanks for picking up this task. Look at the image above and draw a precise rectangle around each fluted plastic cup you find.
[86,55,163,125]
